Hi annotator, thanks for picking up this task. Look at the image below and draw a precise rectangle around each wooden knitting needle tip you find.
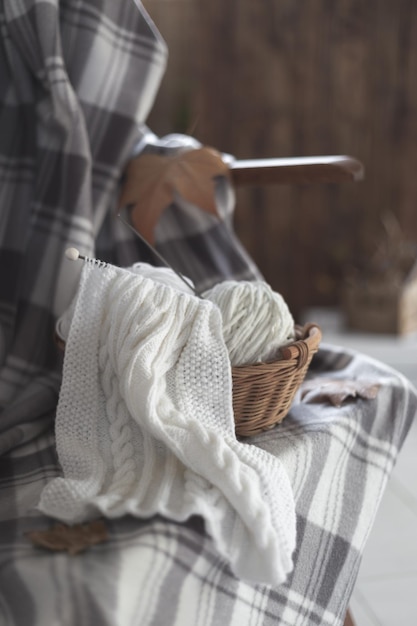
[65,247,86,261]
[65,247,107,268]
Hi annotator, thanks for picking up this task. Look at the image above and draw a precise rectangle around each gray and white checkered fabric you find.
[1,1,416,624]
[0,0,260,454]
[1,346,415,625]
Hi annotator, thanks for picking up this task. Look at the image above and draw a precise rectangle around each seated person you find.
[0,3,415,625]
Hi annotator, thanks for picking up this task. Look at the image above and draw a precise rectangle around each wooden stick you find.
[230,155,364,186]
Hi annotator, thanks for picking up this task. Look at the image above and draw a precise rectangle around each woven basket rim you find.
[231,322,321,372]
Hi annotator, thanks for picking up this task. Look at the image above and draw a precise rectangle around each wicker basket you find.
[232,323,321,437]
[55,322,321,439]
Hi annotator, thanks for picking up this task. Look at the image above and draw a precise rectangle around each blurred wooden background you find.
[143,0,417,318]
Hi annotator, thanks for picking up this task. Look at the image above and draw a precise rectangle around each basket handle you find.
[280,324,322,364]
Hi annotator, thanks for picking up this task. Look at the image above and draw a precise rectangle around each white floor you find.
[350,418,417,626]
[303,309,417,625]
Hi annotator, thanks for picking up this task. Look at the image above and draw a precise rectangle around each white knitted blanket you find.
[39,262,296,585]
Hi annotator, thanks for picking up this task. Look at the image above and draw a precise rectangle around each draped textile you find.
[1,347,416,624]
[0,0,260,453]
[38,262,297,586]
[1,2,416,624]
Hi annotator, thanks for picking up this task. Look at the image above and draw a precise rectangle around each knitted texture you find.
[39,262,296,585]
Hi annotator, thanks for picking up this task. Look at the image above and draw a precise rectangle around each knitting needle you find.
[65,248,89,262]
[65,218,199,297]
[65,247,109,268]
[116,208,200,297]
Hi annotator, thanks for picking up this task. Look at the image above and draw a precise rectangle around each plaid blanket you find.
[1,1,416,624]
[1,347,415,625]
[0,0,259,454]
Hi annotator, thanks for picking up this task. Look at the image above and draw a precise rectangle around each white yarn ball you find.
[203,280,295,366]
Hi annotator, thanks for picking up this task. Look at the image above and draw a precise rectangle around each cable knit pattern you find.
[39,262,296,585]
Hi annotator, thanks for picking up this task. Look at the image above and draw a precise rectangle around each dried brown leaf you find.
[26,520,108,555]
[118,147,230,243]
[300,378,380,407]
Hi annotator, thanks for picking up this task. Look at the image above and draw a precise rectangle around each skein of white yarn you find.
[203,280,295,366]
